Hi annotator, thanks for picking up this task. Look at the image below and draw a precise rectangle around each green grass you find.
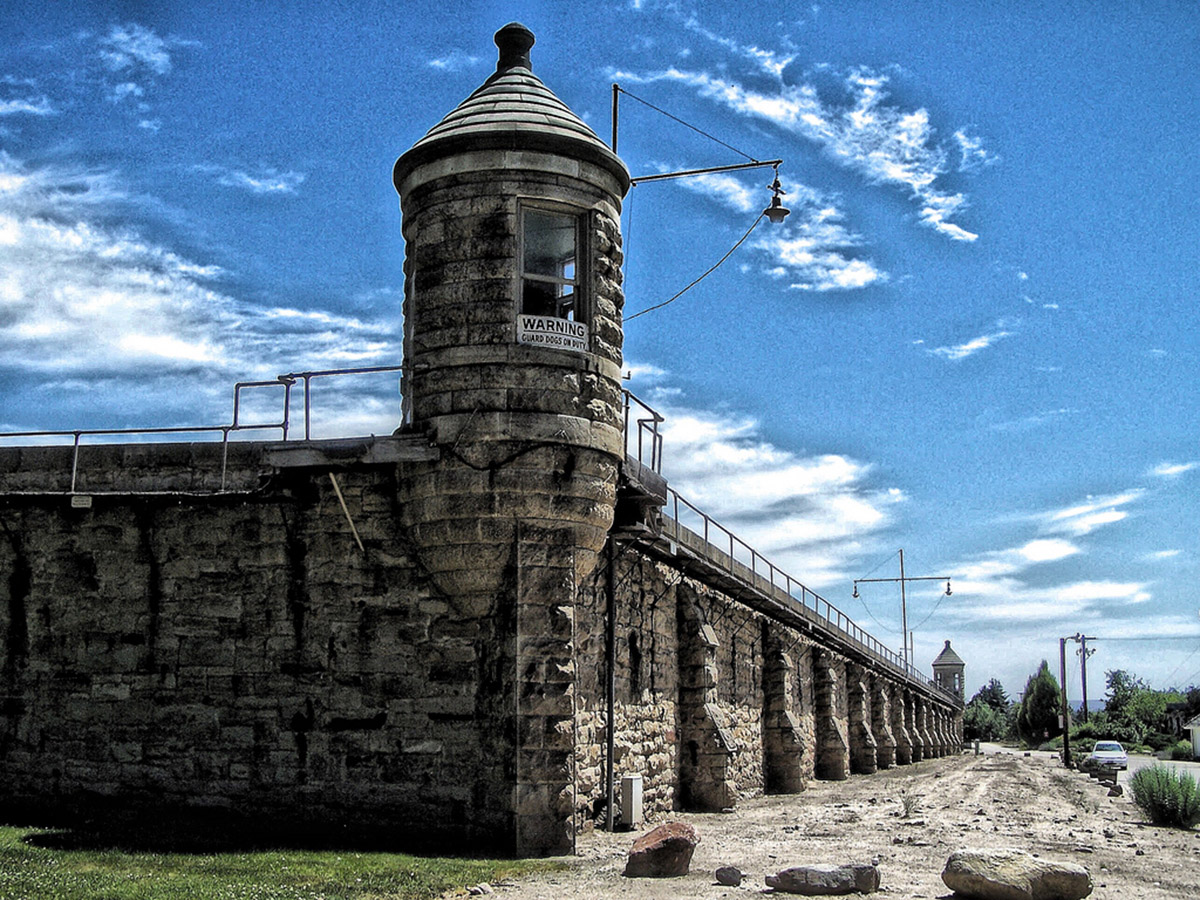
[0,825,561,900]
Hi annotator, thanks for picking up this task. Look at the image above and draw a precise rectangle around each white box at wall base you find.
[621,774,644,827]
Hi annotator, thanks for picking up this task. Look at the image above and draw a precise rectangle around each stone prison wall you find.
[0,438,961,854]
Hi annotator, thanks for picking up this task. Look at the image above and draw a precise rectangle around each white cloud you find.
[196,164,307,195]
[219,168,306,195]
[990,407,1075,433]
[0,96,55,116]
[754,187,886,291]
[679,171,759,212]
[679,16,797,78]
[953,539,1080,583]
[928,330,1012,361]
[612,55,987,242]
[109,82,144,104]
[954,128,1000,172]
[428,50,482,72]
[0,153,398,423]
[99,24,172,76]
[1150,461,1197,478]
[646,401,900,589]
[1044,490,1143,536]
[1050,581,1151,605]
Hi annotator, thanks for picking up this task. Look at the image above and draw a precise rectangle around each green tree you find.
[1017,660,1062,745]
[1103,669,1182,744]
[963,679,1015,742]
[972,678,1010,710]
[1105,669,1147,721]
[963,699,1007,741]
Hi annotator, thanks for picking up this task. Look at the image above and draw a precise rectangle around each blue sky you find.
[1,1,1197,701]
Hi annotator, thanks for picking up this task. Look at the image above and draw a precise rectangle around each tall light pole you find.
[1077,634,1096,723]
[853,549,953,672]
[1060,637,1073,766]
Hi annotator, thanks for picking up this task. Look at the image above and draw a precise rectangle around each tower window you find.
[521,207,581,320]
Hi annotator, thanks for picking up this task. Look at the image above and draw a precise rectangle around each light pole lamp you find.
[612,83,790,224]
[853,548,953,673]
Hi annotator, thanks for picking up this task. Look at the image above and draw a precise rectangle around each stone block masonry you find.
[0,438,521,850]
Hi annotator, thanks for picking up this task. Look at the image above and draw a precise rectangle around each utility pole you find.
[854,549,952,672]
[1059,637,1072,766]
[1078,634,1096,723]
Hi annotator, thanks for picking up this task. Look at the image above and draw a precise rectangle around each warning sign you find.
[516,315,588,352]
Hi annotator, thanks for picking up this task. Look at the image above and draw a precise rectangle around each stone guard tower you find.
[932,640,965,701]
[392,23,630,855]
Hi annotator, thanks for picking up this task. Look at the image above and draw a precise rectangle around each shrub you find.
[1129,765,1200,828]
[1171,740,1195,761]
[1146,731,1177,752]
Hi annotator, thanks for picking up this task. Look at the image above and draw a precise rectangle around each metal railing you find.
[661,486,947,694]
[0,365,406,492]
[617,390,952,698]
[622,389,664,473]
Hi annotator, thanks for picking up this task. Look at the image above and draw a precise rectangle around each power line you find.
[625,211,764,321]
[616,86,759,162]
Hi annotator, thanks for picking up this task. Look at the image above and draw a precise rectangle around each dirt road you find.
[480,750,1200,899]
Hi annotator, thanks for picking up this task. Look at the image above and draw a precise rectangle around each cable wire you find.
[617,86,759,162]
[626,211,764,321]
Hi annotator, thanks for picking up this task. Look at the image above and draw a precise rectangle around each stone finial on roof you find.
[495,22,535,71]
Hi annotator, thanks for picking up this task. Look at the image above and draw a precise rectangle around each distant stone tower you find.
[932,640,965,701]
[392,23,630,855]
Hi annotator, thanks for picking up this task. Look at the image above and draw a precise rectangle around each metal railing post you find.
[69,432,82,493]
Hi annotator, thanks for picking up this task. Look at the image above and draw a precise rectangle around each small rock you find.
[623,822,700,878]
[467,885,493,896]
[1107,785,1123,797]
[715,865,744,886]
[765,863,880,895]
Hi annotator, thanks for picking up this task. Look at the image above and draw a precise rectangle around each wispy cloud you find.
[0,153,396,427]
[990,407,1076,432]
[678,170,760,212]
[954,128,1000,172]
[676,172,887,291]
[196,164,307,195]
[679,15,797,78]
[631,390,901,589]
[928,329,1012,361]
[428,50,482,72]
[0,95,55,116]
[1149,549,1181,561]
[219,168,306,195]
[1150,461,1197,478]
[1043,490,1143,536]
[615,64,981,242]
[99,24,172,77]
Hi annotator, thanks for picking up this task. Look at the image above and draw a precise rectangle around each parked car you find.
[1086,740,1128,770]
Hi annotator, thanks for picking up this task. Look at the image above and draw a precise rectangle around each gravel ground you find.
[462,749,1200,899]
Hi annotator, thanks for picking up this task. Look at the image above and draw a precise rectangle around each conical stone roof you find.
[394,22,629,191]
[932,640,964,667]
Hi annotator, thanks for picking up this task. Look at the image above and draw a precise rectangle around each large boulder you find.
[941,849,1092,900]
[765,863,880,895]
[623,822,700,878]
